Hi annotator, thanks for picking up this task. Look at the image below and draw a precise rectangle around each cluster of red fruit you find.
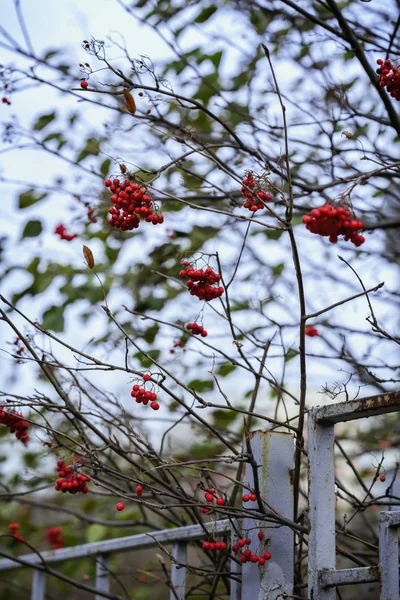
[2,97,11,106]
[0,407,29,445]
[179,262,224,302]
[376,58,400,101]
[202,540,227,552]
[186,322,208,337]
[242,492,257,503]
[201,488,225,513]
[8,523,23,541]
[131,374,160,410]
[302,204,365,246]
[232,533,271,565]
[54,460,90,494]
[305,326,319,337]
[105,178,164,230]
[46,527,63,550]
[54,224,78,241]
[170,338,184,353]
[241,171,272,212]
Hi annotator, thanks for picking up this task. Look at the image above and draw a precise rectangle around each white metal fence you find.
[0,391,399,599]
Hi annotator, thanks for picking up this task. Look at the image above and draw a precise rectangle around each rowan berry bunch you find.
[376,58,400,101]
[0,407,29,444]
[105,178,164,231]
[54,224,78,241]
[305,325,319,337]
[179,261,224,302]
[241,171,272,212]
[202,540,227,552]
[186,322,208,337]
[46,527,63,549]
[302,204,365,246]
[54,460,90,494]
[131,374,160,410]
[242,492,257,503]
[201,488,225,513]
[8,523,23,542]
[231,536,271,565]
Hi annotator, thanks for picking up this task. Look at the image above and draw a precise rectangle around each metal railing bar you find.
[320,566,380,588]
[95,554,110,600]
[31,569,46,600]
[312,391,400,424]
[170,542,187,600]
[0,519,231,572]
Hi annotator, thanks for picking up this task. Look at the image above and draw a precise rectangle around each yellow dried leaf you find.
[83,245,95,269]
[123,90,136,114]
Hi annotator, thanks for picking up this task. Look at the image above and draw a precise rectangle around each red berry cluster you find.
[179,261,224,302]
[305,326,319,337]
[131,374,160,411]
[241,171,272,212]
[302,204,365,246]
[242,492,257,503]
[2,97,11,106]
[13,337,24,356]
[201,488,225,513]
[202,540,227,552]
[54,460,90,494]
[186,322,208,337]
[54,224,78,241]
[170,338,185,353]
[231,536,271,565]
[46,527,63,549]
[0,407,29,445]
[105,178,164,230]
[8,523,23,541]
[376,58,400,101]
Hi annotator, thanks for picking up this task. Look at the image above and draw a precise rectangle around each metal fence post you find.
[31,569,46,600]
[230,525,241,600]
[170,541,187,600]
[95,554,110,600]
[379,512,399,600]
[241,430,294,600]
[308,408,336,600]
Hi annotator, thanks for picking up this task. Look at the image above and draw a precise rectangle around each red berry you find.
[136,484,143,496]
[257,531,264,540]
[245,538,251,545]
[242,494,250,502]
[250,555,259,563]
[238,539,246,548]
[203,541,211,551]
[258,557,266,565]
[249,493,257,501]
[264,551,272,560]
[380,475,386,482]
[116,502,125,511]
[216,497,224,506]
[80,81,88,89]
[150,401,160,411]
[143,374,151,381]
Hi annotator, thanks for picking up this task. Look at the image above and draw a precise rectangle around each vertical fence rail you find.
[230,526,241,600]
[31,569,46,600]
[170,542,187,600]
[241,430,294,599]
[308,408,336,600]
[379,512,400,600]
[95,554,110,600]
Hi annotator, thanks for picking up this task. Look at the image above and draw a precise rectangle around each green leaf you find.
[134,349,160,369]
[100,158,112,178]
[42,305,65,332]
[18,189,47,209]
[216,363,237,377]
[272,263,284,277]
[188,379,214,393]
[212,409,238,428]
[33,112,56,131]
[22,220,42,238]
[43,49,59,60]
[195,6,217,23]
[76,137,101,163]
[86,524,107,543]
[285,348,298,362]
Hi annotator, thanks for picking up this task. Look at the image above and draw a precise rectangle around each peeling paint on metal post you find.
[308,408,336,600]
[379,511,400,600]
[241,431,294,600]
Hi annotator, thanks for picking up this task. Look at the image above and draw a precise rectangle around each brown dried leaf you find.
[123,90,136,114]
[83,245,95,269]
[341,131,353,139]
[119,163,127,174]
